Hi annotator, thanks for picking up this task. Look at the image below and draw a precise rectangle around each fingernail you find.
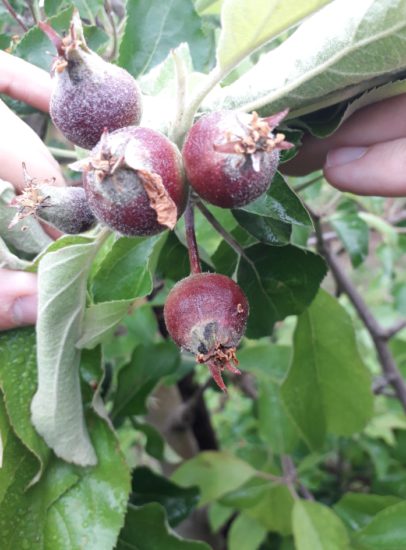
[12,294,37,325]
[326,147,367,168]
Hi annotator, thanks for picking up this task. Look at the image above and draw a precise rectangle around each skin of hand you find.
[283,94,406,197]
[0,51,65,330]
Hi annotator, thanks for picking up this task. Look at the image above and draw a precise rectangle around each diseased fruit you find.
[9,179,96,234]
[79,126,187,236]
[182,109,293,208]
[164,273,249,391]
[40,12,142,149]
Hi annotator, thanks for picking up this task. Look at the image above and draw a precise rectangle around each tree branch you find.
[309,207,406,412]
[2,0,28,31]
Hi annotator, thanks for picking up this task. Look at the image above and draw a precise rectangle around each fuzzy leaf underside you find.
[217,0,331,72]
[205,0,406,117]
[31,239,99,466]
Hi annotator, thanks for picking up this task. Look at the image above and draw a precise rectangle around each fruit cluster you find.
[14,15,292,390]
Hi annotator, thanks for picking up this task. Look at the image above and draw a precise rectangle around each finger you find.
[0,100,64,192]
[323,137,406,196]
[283,94,406,176]
[0,51,52,112]
[0,269,37,330]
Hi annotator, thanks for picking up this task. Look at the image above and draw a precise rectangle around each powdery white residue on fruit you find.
[182,110,280,208]
[164,273,249,355]
[83,127,187,236]
[51,51,142,150]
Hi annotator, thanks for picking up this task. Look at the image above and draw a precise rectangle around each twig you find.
[195,200,253,266]
[2,0,28,31]
[294,173,324,193]
[381,319,406,340]
[104,0,118,61]
[309,207,406,412]
[48,146,78,160]
[282,455,314,501]
[185,201,201,274]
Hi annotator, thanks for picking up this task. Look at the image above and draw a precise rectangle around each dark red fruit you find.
[182,109,293,208]
[40,14,142,150]
[164,273,249,391]
[81,126,187,236]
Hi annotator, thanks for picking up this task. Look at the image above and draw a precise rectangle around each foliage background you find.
[1,0,406,548]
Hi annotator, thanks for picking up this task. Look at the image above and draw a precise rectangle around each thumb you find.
[324,137,406,196]
[0,269,37,330]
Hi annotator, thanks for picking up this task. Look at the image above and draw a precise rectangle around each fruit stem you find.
[38,21,64,57]
[196,199,254,267]
[185,201,201,274]
[170,48,189,147]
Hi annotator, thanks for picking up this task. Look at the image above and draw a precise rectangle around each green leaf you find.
[31,238,101,466]
[228,513,266,550]
[118,0,211,76]
[233,209,292,246]
[237,343,299,453]
[0,237,30,271]
[257,378,299,454]
[172,451,256,506]
[130,466,199,527]
[358,212,398,247]
[208,502,235,533]
[15,7,108,70]
[0,392,31,505]
[103,305,159,367]
[0,402,79,547]
[353,501,406,550]
[237,343,291,382]
[157,231,193,281]
[330,213,369,268]
[237,244,327,338]
[92,235,165,303]
[76,300,133,349]
[292,500,349,550]
[0,442,59,548]
[216,0,330,72]
[117,503,210,550]
[237,173,312,227]
[220,475,271,509]
[14,7,74,70]
[206,0,406,118]
[45,414,131,550]
[241,484,294,535]
[0,328,50,485]
[129,419,165,460]
[281,289,373,450]
[334,493,402,532]
[112,342,180,419]
[364,412,406,446]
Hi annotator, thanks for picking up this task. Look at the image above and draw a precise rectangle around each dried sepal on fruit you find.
[182,109,293,208]
[9,165,96,234]
[74,127,187,236]
[39,10,142,150]
[164,273,249,391]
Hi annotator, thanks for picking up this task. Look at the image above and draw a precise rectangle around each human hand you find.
[283,94,406,197]
[0,51,65,330]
